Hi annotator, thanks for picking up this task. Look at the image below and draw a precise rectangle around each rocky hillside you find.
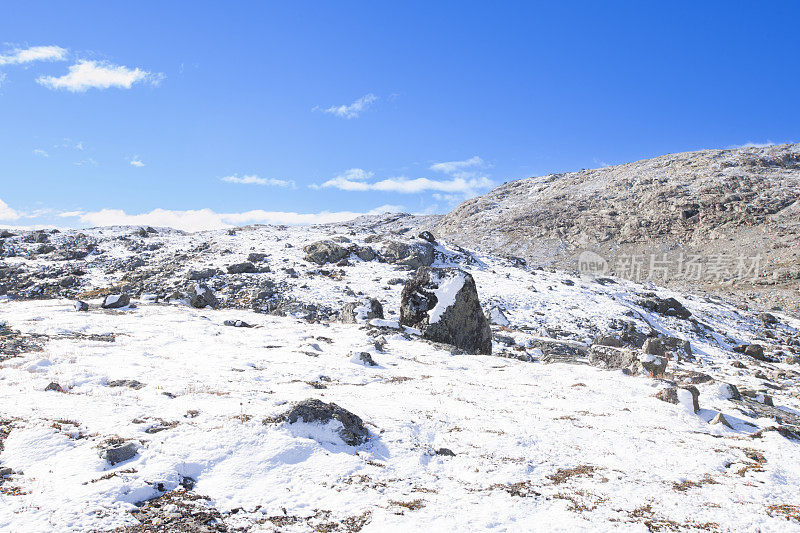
[1,222,799,531]
[436,143,800,314]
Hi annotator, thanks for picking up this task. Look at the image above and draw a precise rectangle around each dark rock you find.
[186,268,219,280]
[108,379,145,390]
[353,245,377,262]
[418,231,436,243]
[223,320,253,328]
[435,447,456,457]
[247,253,268,263]
[100,442,138,465]
[640,296,691,319]
[278,399,369,446]
[744,344,766,361]
[74,301,89,312]
[400,267,492,355]
[44,382,63,392]
[189,284,219,309]
[655,386,700,412]
[634,354,668,377]
[101,293,130,309]
[227,262,257,274]
[352,351,376,366]
[303,241,348,265]
[759,313,778,326]
[339,298,384,324]
[642,337,693,360]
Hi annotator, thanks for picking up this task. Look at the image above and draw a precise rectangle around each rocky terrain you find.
[1,219,799,531]
[435,143,800,314]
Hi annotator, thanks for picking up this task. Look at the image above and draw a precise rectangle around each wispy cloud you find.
[319,93,377,119]
[429,156,486,178]
[37,60,165,92]
[33,149,49,158]
[0,45,67,65]
[57,204,403,232]
[0,198,20,221]
[130,156,145,167]
[74,158,98,167]
[314,168,493,195]
[221,174,296,188]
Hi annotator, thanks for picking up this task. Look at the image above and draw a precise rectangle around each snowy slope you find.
[1,220,799,532]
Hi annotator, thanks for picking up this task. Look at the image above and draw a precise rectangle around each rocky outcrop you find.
[339,298,384,324]
[276,399,369,446]
[381,241,435,269]
[399,267,491,354]
[101,293,130,309]
[189,284,219,309]
[303,241,348,265]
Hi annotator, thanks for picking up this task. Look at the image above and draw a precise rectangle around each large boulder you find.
[642,336,693,360]
[277,399,369,446]
[382,241,435,269]
[640,296,691,320]
[101,293,130,309]
[227,262,257,274]
[339,298,384,324]
[588,345,638,369]
[303,241,348,265]
[655,386,700,413]
[189,284,219,309]
[399,267,491,355]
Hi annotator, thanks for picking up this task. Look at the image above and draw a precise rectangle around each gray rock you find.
[303,241,348,265]
[108,379,145,390]
[418,231,436,243]
[247,253,268,263]
[400,267,492,355]
[352,351,377,366]
[100,442,138,465]
[745,344,766,361]
[588,345,638,369]
[186,268,218,280]
[640,296,691,320]
[278,399,369,446]
[710,412,734,428]
[223,319,253,328]
[353,246,377,262]
[74,300,89,312]
[655,386,700,412]
[101,293,130,309]
[0,467,12,476]
[44,382,63,392]
[189,284,219,309]
[642,336,693,360]
[634,354,668,377]
[435,447,456,457]
[339,298,384,324]
[227,262,257,274]
[381,241,435,269]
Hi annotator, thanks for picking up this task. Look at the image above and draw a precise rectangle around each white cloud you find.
[75,141,84,151]
[0,72,6,87]
[0,198,20,221]
[33,149,49,158]
[57,204,403,232]
[130,157,145,167]
[321,93,377,119]
[37,60,164,92]
[430,156,485,177]
[74,158,98,167]
[221,174,296,188]
[0,45,67,65]
[313,166,494,195]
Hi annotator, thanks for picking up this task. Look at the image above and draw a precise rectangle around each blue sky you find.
[1,1,798,230]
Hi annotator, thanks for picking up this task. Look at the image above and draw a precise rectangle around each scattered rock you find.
[655,386,700,412]
[44,382,63,392]
[588,345,638,369]
[759,313,778,326]
[100,442,138,465]
[710,412,734,428]
[418,231,436,243]
[189,284,219,309]
[101,293,130,309]
[227,262,257,274]
[303,241,348,265]
[488,306,510,326]
[108,379,145,390]
[399,267,492,355]
[435,447,455,457]
[339,298,384,324]
[640,296,691,320]
[276,399,369,446]
[642,336,693,360]
[74,300,89,312]
[351,351,376,366]
[186,268,218,280]
[223,320,253,328]
[634,353,668,377]
[382,241,435,269]
[247,253,268,263]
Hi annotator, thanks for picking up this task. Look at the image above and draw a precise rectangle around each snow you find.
[0,222,799,531]
[428,271,465,324]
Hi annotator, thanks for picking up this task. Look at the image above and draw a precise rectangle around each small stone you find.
[45,382,63,392]
[352,351,376,366]
[108,379,145,390]
[74,301,89,312]
[223,320,253,328]
[0,467,12,476]
[102,293,130,309]
[227,262,257,274]
[100,442,138,465]
[710,412,733,428]
[418,231,436,243]
[247,253,268,263]
[278,399,369,446]
[435,447,456,457]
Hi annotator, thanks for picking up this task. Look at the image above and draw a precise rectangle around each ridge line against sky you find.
[1,2,798,231]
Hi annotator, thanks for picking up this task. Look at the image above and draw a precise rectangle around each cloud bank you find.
[0,198,20,221]
[0,45,67,65]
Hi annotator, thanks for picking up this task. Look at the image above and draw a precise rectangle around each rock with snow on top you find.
[100,442,138,465]
[74,300,89,312]
[189,284,219,309]
[588,345,638,370]
[655,386,700,413]
[710,412,734,428]
[381,241,435,269]
[277,398,369,446]
[400,266,492,355]
[101,293,130,309]
[303,241,348,265]
[488,306,510,326]
[339,298,384,324]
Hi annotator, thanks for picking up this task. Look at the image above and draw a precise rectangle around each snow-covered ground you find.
[1,220,799,531]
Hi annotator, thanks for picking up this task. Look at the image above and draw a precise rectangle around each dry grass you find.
[547,465,597,485]
[389,499,425,511]
[766,504,800,523]
[672,475,719,492]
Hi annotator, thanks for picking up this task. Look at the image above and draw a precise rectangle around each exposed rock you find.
[223,320,253,328]
[100,441,138,465]
[745,344,766,361]
[640,296,691,320]
[588,345,638,369]
[642,336,693,360]
[189,284,219,309]
[186,268,219,280]
[101,293,130,309]
[74,300,89,312]
[717,382,741,401]
[353,245,377,262]
[303,241,348,265]
[44,382,63,392]
[710,412,734,428]
[634,353,668,377]
[655,386,700,412]
[247,253,268,263]
[227,262,257,274]
[759,313,778,326]
[418,231,436,243]
[339,298,384,324]
[435,447,456,457]
[108,379,145,390]
[351,351,376,366]
[399,267,492,355]
[488,306,510,326]
[277,399,369,446]
[381,241,435,269]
